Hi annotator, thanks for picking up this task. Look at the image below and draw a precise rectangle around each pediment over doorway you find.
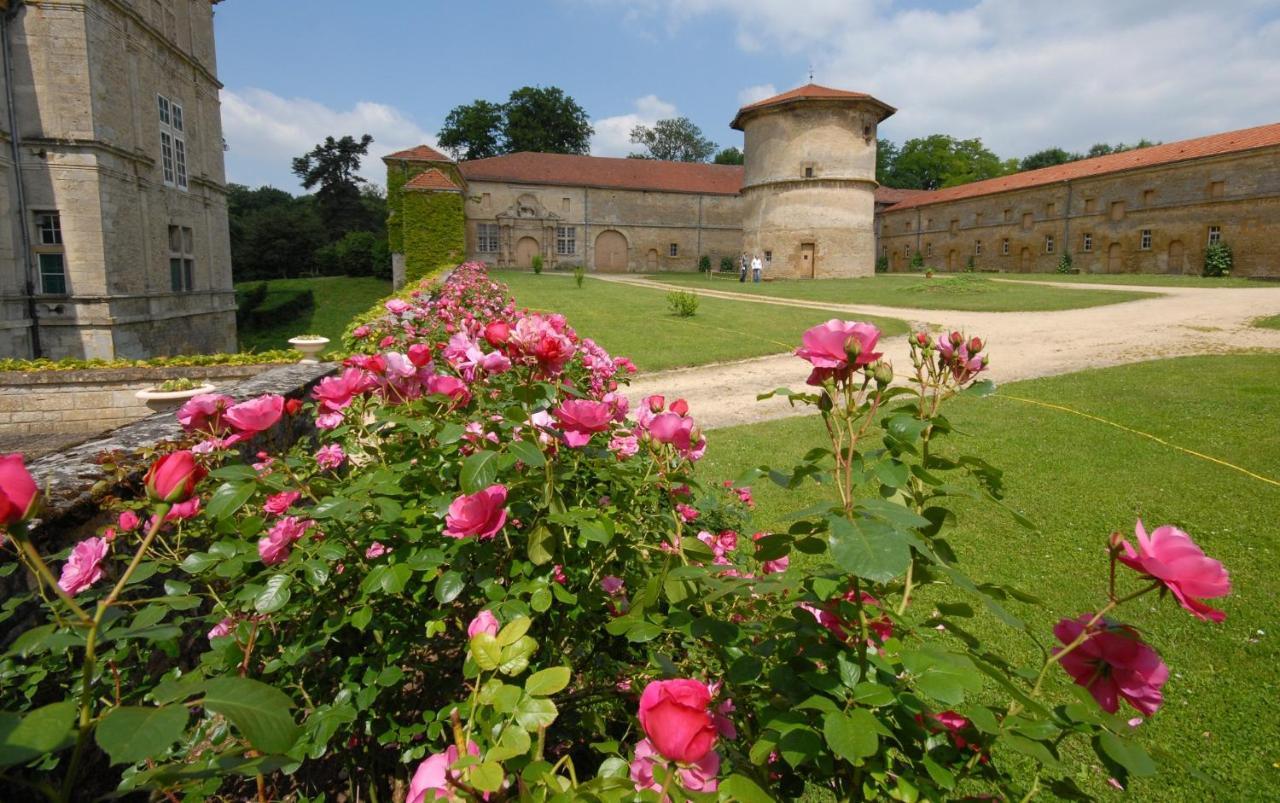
[496,193,562,222]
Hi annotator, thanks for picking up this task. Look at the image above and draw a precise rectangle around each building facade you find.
[0,0,235,360]
[390,84,1280,282]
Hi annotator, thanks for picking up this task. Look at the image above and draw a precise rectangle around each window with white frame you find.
[764,250,772,263]
[169,225,194,292]
[555,226,576,256]
[668,242,678,257]
[1207,226,1221,245]
[476,223,499,253]
[34,211,67,294]
[974,240,983,256]
[1082,232,1093,252]
[1001,238,1010,255]
[158,94,188,190]
[1044,235,1055,254]
[904,244,911,258]
[925,242,933,257]
[1140,229,1152,250]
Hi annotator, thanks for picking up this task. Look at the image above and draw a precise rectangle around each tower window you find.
[804,166,814,178]
[34,211,67,295]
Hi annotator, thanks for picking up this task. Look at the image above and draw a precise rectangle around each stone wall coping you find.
[0,362,293,387]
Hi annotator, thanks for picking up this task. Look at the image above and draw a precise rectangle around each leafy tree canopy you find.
[291,134,374,234]
[502,86,593,155]
[1019,147,1081,171]
[713,146,744,165]
[628,117,717,162]
[880,134,1013,190]
[437,100,505,161]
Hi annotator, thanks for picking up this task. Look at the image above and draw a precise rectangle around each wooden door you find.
[646,249,658,272]
[594,230,628,272]
[1167,240,1185,274]
[948,250,957,271]
[1108,242,1123,273]
[801,242,816,278]
[515,237,539,269]
[1019,248,1031,273]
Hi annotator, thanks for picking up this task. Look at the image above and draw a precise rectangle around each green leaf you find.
[514,696,558,731]
[719,774,774,803]
[460,451,499,493]
[435,571,464,604]
[471,633,502,671]
[902,648,982,706]
[94,704,189,765]
[828,515,911,583]
[874,459,910,489]
[530,587,552,613]
[206,481,257,520]
[507,440,545,467]
[498,617,532,646]
[728,655,763,684]
[852,682,894,707]
[380,564,412,595]
[1002,733,1061,770]
[350,606,372,631]
[525,667,571,697]
[254,574,292,614]
[179,552,218,574]
[471,760,506,793]
[499,636,537,676]
[202,677,300,754]
[1096,732,1157,778]
[0,701,76,768]
[823,709,878,763]
[527,524,555,566]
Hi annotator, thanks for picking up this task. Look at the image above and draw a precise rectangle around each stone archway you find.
[1167,240,1185,274]
[1108,243,1123,273]
[594,230,628,272]
[515,237,540,269]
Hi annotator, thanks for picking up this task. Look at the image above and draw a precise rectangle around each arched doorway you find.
[1108,243,1123,273]
[892,251,902,272]
[947,250,957,272]
[646,249,659,272]
[594,230,628,272]
[1167,240,1185,274]
[515,237,540,269]
[1019,248,1031,273]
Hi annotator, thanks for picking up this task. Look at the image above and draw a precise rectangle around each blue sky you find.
[214,0,1280,191]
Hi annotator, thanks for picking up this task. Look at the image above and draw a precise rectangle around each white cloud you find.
[220,88,438,191]
[590,94,679,156]
[737,83,777,106]
[591,0,1280,158]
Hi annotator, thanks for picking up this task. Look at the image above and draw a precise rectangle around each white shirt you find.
[751,257,763,272]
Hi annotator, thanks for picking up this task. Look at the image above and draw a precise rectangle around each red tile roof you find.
[732,83,895,129]
[874,187,929,205]
[384,144,453,163]
[458,152,746,196]
[886,121,1280,212]
[404,168,462,192]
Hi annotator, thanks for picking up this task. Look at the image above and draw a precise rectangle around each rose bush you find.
[0,263,1231,801]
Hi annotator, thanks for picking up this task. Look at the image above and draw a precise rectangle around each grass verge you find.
[696,354,1280,800]
[499,270,907,372]
[236,276,391,353]
[645,271,1155,311]
[1253,313,1280,330]
[996,273,1272,288]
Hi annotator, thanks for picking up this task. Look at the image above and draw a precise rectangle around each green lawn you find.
[996,273,1273,288]
[498,271,907,372]
[1253,313,1280,330]
[697,355,1280,800]
[236,276,391,353]
[645,271,1155,311]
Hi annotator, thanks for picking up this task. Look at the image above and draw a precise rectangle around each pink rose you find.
[1118,520,1230,622]
[630,738,719,794]
[1054,616,1168,716]
[208,617,235,641]
[224,394,285,434]
[407,742,481,803]
[315,444,346,470]
[637,679,718,764]
[609,433,639,459]
[444,485,508,539]
[57,536,109,595]
[144,451,206,503]
[364,541,388,559]
[675,504,699,522]
[467,609,500,638]
[258,516,310,565]
[795,319,882,385]
[385,298,411,315]
[117,510,141,531]
[426,375,471,405]
[352,325,370,338]
[264,491,302,516]
[165,497,201,521]
[552,399,613,448]
[601,576,625,596]
[177,393,234,434]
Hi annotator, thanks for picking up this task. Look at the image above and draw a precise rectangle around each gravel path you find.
[602,275,1280,430]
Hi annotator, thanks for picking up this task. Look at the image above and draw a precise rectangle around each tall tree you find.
[883,134,1013,190]
[628,117,716,162]
[502,86,593,155]
[291,134,373,235]
[713,146,744,165]
[437,100,505,160]
[1019,147,1081,171]
[876,138,900,185]
[1086,138,1157,158]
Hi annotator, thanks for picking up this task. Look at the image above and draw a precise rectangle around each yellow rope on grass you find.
[993,393,1280,489]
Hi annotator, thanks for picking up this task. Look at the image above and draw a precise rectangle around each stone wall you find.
[0,361,291,436]
[879,146,1280,277]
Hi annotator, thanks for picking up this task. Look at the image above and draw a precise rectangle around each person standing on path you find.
[751,253,763,283]
[739,253,748,283]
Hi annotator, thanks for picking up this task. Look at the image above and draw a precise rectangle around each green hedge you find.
[239,288,315,330]
[0,350,298,373]
[402,191,465,283]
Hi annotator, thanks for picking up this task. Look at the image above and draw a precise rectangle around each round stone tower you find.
[732,84,895,279]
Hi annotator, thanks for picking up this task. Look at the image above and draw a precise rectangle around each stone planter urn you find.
[288,335,330,364]
[135,383,216,414]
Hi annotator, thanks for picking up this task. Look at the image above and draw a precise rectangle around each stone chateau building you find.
[0,0,234,360]
[390,83,1279,282]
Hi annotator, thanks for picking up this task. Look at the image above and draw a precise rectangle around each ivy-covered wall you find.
[385,159,466,255]
[402,191,466,283]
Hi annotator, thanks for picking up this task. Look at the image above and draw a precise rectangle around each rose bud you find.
[408,342,432,367]
[484,321,511,347]
[949,330,965,347]
[872,361,894,387]
[669,398,689,417]
[284,398,304,416]
[647,395,665,413]
[0,453,40,526]
[913,331,930,347]
[968,337,984,354]
[843,336,863,362]
[144,451,207,503]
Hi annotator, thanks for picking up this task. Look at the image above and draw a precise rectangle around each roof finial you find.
[808,64,814,83]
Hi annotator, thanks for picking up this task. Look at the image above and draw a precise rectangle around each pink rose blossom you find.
[352,325,370,339]
[426,374,471,406]
[224,394,285,434]
[601,576,626,596]
[57,536,109,595]
[795,319,883,385]
[315,444,346,470]
[675,503,699,522]
[264,491,302,516]
[118,510,141,531]
[177,393,234,434]
[385,298,411,315]
[1054,615,1169,716]
[407,742,481,803]
[637,679,718,764]
[609,433,639,459]
[467,609,500,638]
[630,738,720,795]
[208,617,235,641]
[258,516,310,565]
[1118,520,1230,622]
[165,497,201,521]
[552,399,613,448]
[754,532,790,575]
[443,485,508,539]
[364,541,388,559]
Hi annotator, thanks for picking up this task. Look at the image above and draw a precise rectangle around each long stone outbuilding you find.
[391,84,1280,283]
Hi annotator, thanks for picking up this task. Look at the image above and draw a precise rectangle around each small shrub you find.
[1056,253,1074,274]
[667,289,699,317]
[573,265,585,288]
[1203,242,1233,277]
[965,255,977,273]
[154,377,203,392]
[910,250,925,271]
[698,255,711,273]
[531,254,544,274]
[875,255,889,273]
[720,256,735,273]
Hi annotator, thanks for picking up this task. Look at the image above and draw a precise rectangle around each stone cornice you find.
[741,177,878,193]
